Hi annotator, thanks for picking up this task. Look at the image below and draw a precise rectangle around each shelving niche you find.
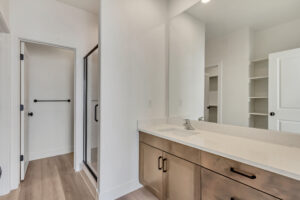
[249,58,269,129]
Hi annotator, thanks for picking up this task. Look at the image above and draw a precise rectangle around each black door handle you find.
[28,112,34,117]
[270,112,275,116]
[94,104,99,122]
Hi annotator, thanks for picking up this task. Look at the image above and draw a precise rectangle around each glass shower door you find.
[84,45,99,180]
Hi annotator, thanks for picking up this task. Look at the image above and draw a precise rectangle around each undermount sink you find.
[155,127,199,137]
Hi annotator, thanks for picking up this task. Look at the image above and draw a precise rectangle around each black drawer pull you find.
[158,156,163,170]
[230,167,256,179]
[94,104,99,122]
[231,198,237,200]
[163,158,167,173]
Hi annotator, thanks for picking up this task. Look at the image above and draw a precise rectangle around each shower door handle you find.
[94,104,99,122]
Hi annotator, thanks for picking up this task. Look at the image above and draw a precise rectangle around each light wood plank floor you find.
[0,154,95,200]
[117,188,158,200]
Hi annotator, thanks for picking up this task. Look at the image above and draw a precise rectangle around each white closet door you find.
[269,48,300,134]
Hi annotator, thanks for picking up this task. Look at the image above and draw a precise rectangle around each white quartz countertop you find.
[138,123,300,181]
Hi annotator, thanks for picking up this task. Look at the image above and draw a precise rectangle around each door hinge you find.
[20,155,24,162]
[20,54,24,60]
[20,104,24,111]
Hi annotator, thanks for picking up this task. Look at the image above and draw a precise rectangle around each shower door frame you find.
[83,45,99,181]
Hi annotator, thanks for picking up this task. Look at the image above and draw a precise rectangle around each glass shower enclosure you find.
[83,45,99,180]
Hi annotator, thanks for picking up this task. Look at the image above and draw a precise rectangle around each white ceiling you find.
[187,0,300,39]
[57,0,99,14]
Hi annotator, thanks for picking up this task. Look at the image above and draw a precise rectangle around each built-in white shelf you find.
[249,96,268,99]
[249,76,268,80]
[249,112,268,116]
[249,57,269,129]
[251,57,268,63]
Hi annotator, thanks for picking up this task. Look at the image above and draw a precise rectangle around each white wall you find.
[0,32,11,195]
[2,0,98,195]
[0,2,11,194]
[0,0,10,32]
[168,0,200,18]
[25,43,74,161]
[99,0,168,199]
[254,18,300,59]
[0,0,9,21]
[206,28,251,127]
[169,13,205,120]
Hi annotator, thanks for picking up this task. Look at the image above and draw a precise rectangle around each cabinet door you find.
[201,168,279,200]
[139,143,163,199]
[163,152,201,200]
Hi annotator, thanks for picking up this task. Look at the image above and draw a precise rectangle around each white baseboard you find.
[29,146,73,161]
[99,179,142,200]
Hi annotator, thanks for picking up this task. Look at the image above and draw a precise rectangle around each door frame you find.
[205,62,223,123]
[19,38,77,180]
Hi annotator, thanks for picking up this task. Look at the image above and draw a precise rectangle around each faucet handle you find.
[183,119,195,130]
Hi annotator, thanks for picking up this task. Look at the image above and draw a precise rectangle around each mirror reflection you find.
[169,0,300,134]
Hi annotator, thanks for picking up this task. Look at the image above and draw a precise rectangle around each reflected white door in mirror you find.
[269,48,300,134]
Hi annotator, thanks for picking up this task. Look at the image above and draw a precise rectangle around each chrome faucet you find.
[183,119,195,130]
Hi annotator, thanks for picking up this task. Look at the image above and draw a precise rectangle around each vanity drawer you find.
[201,168,279,200]
[139,132,201,165]
[201,151,300,199]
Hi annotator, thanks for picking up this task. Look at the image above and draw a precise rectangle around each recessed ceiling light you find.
[202,0,211,4]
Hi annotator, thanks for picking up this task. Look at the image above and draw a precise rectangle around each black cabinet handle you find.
[158,156,163,170]
[163,158,167,173]
[94,104,99,122]
[230,167,256,179]
[231,198,236,200]
[28,112,34,117]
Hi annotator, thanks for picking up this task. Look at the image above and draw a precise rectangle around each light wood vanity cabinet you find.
[139,142,200,200]
[139,132,300,200]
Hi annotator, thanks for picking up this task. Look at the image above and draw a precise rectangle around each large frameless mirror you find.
[168,0,300,134]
